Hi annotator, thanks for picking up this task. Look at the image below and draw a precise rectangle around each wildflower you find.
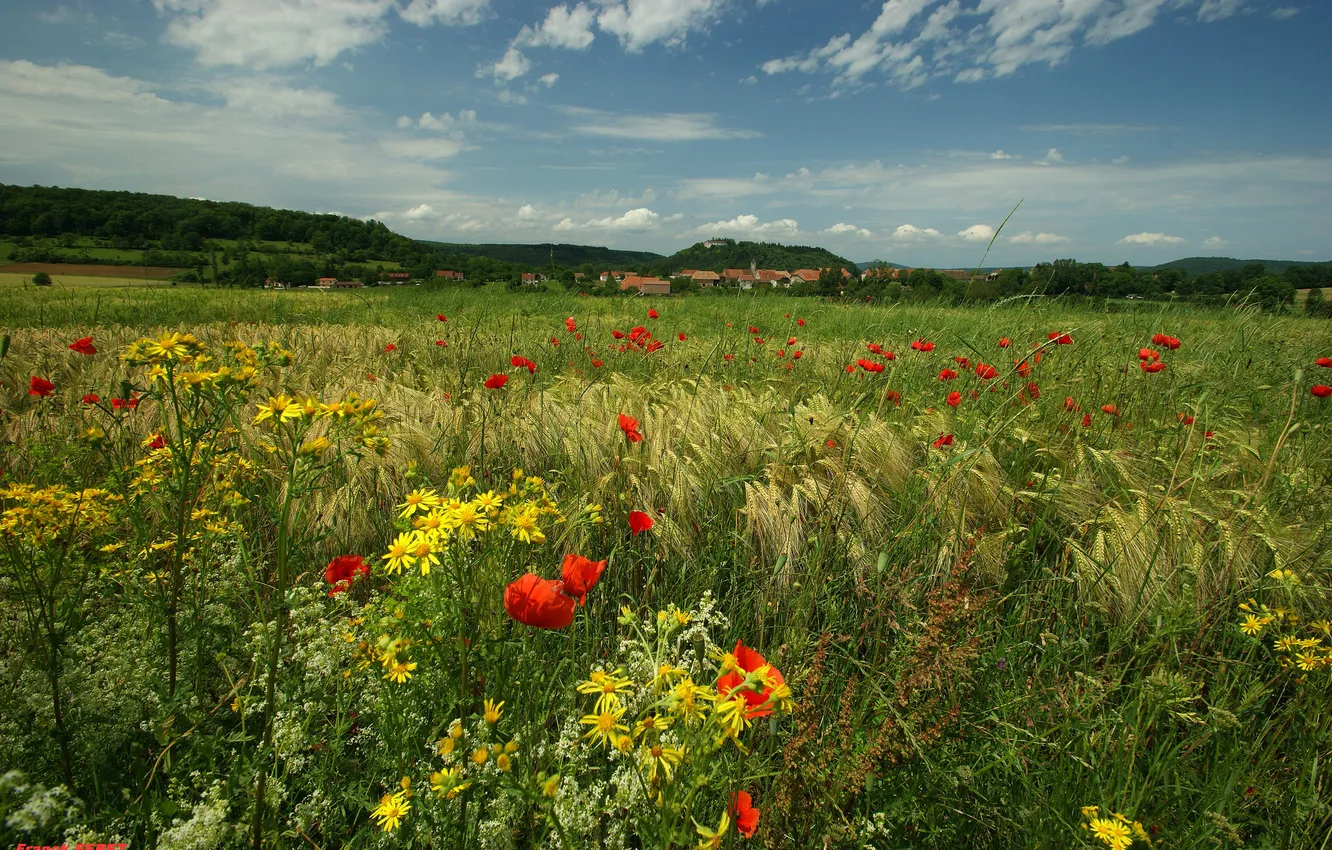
[471,747,489,765]
[716,640,787,719]
[384,343,397,353]
[381,532,417,574]
[437,314,448,322]
[858,359,884,373]
[974,362,998,380]
[28,376,55,397]
[82,393,100,405]
[496,753,512,772]
[1082,413,1092,427]
[695,811,730,850]
[1152,333,1181,350]
[254,394,302,425]
[910,338,935,352]
[504,573,576,629]
[679,332,687,341]
[399,489,439,519]
[638,743,683,785]
[628,510,655,536]
[325,555,370,596]
[933,433,954,449]
[484,698,504,724]
[648,308,659,319]
[1140,361,1166,373]
[511,355,537,374]
[541,774,561,798]
[618,413,644,443]
[485,373,509,390]
[947,391,961,408]
[1295,652,1319,671]
[1239,614,1268,637]
[1101,404,1119,416]
[729,791,760,839]
[436,339,447,346]
[565,316,577,332]
[430,767,471,799]
[370,791,410,832]
[1048,332,1073,345]
[382,653,417,684]
[1178,413,1195,425]
[580,705,629,748]
[999,337,1011,348]
[1087,816,1132,850]
[1317,357,1332,368]
[561,553,608,605]
[68,336,97,355]
[939,368,958,381]
[670,678,713,722]
[578,668,635,712]
[1312,385,1332,398]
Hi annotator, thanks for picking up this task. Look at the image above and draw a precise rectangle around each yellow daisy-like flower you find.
[642,744,683,784]
[381,532,417,574]
[408,532,440,576]
[446,501,489,540]
[634,714,673,738]
[579,706,629,749]
[254,394,302,425]
[694,811,730,850]
[577,669,635,714]
[474,490,505,513]
[508,505,545,544]
[1295,652,1319,671]
[670,678,714,723]
[1239,614,1268,637]
[712,695,751,740]
[399,488,440,519]
[496,753,512,772]
[430,767,471,800]
[383,657,417,684]
[471,747,489,765]
[370,791,410,833]
[1088,817,1132,850]
[1274,636,1299,653]
[484,698,504,725]
[1311,619,1332,637]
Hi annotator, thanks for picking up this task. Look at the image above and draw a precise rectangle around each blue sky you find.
[0,0,1328,266]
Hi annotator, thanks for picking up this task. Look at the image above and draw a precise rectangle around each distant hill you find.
[1140,256,1332,275]
[666,240,857,274]
[854,260,911,269]
[424,241,663,269]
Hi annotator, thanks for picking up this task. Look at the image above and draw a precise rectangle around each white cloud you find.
[378,136,466,160]
[761,0,1248,92]
[1112,155,1130,165]
[958,223,995,241]
[891,224,941,240]
[515,3,597,49]
[210,76,346,119]
[595,0,728,52]
[517,203,540,221]
[989,149,1013,159]
[740,75,757,85]
[559,106,760,141]
[488,46,532,82]
[1202,235,1229,249]
[693,214,800,238]
[538,72,560,87]
[1038,147,1065,165]
[398,0,489,26]
[1270,7,1300,20]
[557,207,662,230]
[152,0,387,69]
[1119,232,1186,246]
[402,203,439,219]
[1008,230,1070,245]
[825,222,875,238]
[416,109,476,131]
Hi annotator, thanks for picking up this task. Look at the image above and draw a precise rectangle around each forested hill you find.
[1141,256,1332,275]
[665,240,857,273]
[423,241,662,269]
[0,183,425,262]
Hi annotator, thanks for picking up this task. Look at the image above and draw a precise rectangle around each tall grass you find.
[0,283,1328,849]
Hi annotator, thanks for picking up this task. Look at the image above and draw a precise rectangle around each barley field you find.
[1,283,1329,850]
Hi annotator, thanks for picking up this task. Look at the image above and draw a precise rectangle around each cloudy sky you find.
[0,0,1328,266]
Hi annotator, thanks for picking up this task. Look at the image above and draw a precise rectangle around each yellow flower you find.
[670,678,714,722]
[1311,619,1331,637]
[577,669,635,714]
[381,532,417,574]
[634,714,673,738]
[474,490,504,513]
[541,774,561,798]
[504,740,518,755]
[436,737,456,756]
[471,747,489,765]
[1275,636,1299,653]
[496,753,512,772]
[483,698,504,725]
[449,465,475,490]
[1239,614,1268,637]
[642,744,683,784]
[382,657,417,684]
[694,811,730,850]
[430,767,471,799]
[713,695,751,740]
[254,394,302,425]
[409,532,439,576]
[370,791,410,833]
[580,706,629,749]
[507,505,545,544]
[299,437,330,457]
[1295,652,1319,671]
[399,489,439,519]
[446,501,489,540]
[449,720,465,740]
[1088,817,1133,850]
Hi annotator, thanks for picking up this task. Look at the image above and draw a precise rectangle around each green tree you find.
[1306,287,1326,317]
[32,271,51,286]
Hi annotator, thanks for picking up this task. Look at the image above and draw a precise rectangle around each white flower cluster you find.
[157,782,239,850]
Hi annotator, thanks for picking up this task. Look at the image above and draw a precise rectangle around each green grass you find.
[0,287,1328,849]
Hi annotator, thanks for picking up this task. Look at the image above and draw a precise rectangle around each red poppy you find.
[28,376,54,397]
[954,356,970,368]
[729,791,760,839]
[1025,381,1040,400]
[998,337,1011,348]
[1140,361,1165,373]
[1316,357,1332,368]
[678,333,687,341]
[437,314,448,322]
[628,510,655,536]
[1152,333,1181,350]
[797,318,805,327]
[1064,396,1079,412]
[974,363,998,380]
[910,338,935,352]
[724,353,735,362]
[618,413,644,443]
[612,329,625,339]
[787,337,797,346]
[946,391,961,408]
[565,317,577,333]
[68,336,97,355]
[857,359,884,373]
[384,343,397,352]
[844,364,855,373]
[1178,413,1195,425]
[717,640,785,718]
[81,393,100,405]
[1048,332,1073,345]
[511,355,537,374]
[1101,404,1119,416]
[886,390,901,406]
[648,308,659,319]
[1082,413,1092,427]
[484,374,508,389]
[939,368,958,381]
[748,326,759,334]
[560,553,608,605]
[1015,360,1031,378]
[792,350,803,360]
[147,434,165,450]
[504,573,576,629]
[591,358,604,368]
[933,433,954,449]
[435,339,447,347]
[1313,385,1332,398]
[1138,348,1158,361]
[867,343,883,355]
[325,554,370,596]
